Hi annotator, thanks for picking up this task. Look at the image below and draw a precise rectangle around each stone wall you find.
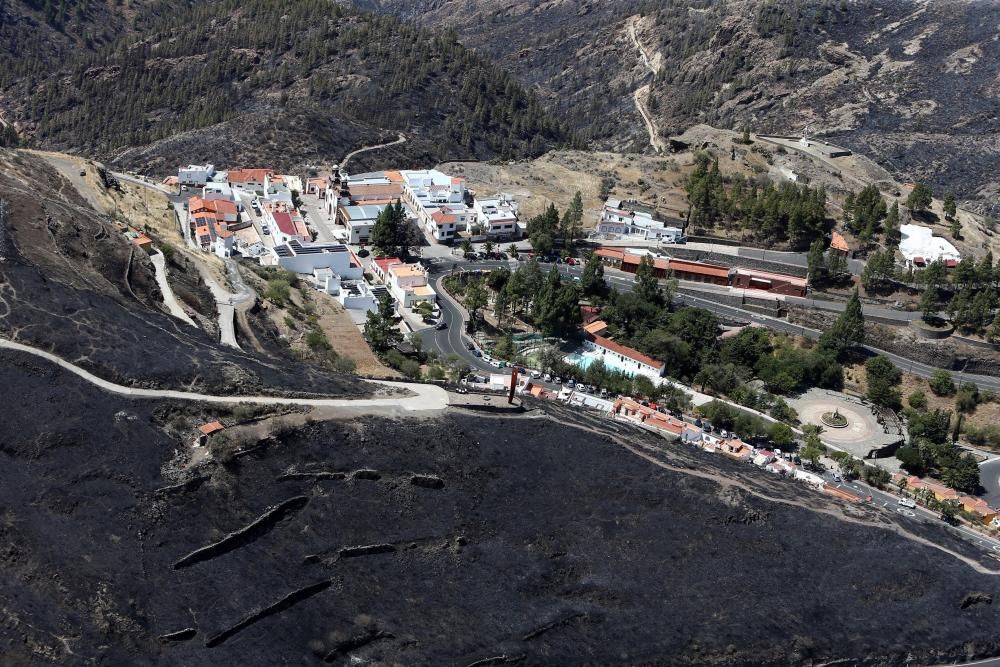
[666,247,809,278]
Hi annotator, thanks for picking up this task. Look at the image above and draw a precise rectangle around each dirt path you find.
[340,132,406,172]
[626,17,665,154]
[149,251,197,327]
[0,336,449,414]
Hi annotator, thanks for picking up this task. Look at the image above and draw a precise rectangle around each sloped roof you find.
[591,334,665,371]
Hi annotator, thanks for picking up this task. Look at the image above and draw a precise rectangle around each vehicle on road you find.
[472,350,482,357]
[833,473,842,482]
[262,225,270,235]
[567,379,575,388]
[435,321,448,330]
[530,370,541,379]
[422,316,437,325]
[554,376,562,384]
[544,373,552,382]
[572,276,580,282]
[898,497,916,509]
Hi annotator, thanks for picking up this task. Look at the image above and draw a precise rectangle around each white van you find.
[898,497,917,509]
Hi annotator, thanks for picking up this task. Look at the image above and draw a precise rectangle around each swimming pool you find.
[564,350,633,376]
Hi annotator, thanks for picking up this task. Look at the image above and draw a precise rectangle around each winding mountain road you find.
[0,337,449,414]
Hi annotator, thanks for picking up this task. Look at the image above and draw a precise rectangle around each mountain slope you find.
[2,0,571,172]
[354,0,999,207]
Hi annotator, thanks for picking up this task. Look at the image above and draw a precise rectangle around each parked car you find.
[554,376,562,384]
[466,342,475,350]
[357,248,369,257]
[567,379,576,388]
[262,226,270,235]
[435,321,448,330]
[472,349,482,357]
[565,257,577,266]
[530,370,541,379]
[544,373,552,382]
[422,316,437,325]
[463,252,476,260]
[898,497,916,509]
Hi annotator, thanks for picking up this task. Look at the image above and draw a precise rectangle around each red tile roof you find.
[431,208,458,226]
[198,421,225,435]
[374,257,403,275]
[667,258,730,279]
[227,168,273,184]
[272,212,296,236]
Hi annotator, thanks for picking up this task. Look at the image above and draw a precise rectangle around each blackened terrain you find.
[0,149,372,396]
[4,356,1000,665]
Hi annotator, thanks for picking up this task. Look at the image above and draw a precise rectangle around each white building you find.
[178,164,215,186]
[271,240,364,278]
[597,199,684,243]
[583,334,666,380]
[899,224,961,266]
[399,169,474,243]
[202,182,237,204]
[337,203,387,245]
[472,194,520,239]
[337,280,378,312]
[387,262,437,308]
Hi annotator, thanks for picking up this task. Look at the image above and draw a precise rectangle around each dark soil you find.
[0,150,374,397]
[4,356,1000,666]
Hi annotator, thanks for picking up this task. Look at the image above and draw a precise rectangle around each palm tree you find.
[483,240,495,256]
[507,243,519,258]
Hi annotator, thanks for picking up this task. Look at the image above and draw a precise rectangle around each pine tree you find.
[818,289,864,358]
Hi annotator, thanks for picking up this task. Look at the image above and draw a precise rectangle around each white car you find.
[898,497,916,509]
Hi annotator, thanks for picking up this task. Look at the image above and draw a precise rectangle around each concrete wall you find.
[666,247,809,278]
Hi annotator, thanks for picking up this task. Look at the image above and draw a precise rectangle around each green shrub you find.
[907,390,927,410]
[929,369,956,396]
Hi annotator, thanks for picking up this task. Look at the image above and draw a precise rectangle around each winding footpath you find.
[626,17,666,153]
[150,251,196,327]
[0,337,449,414]
[340,132,406,172]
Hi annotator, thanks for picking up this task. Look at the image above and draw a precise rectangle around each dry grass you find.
[312,293,399,378]
[845,361,1000,431]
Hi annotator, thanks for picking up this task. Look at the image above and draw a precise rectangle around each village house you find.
[830,231,850,257]
[270,240,364,280]
[471,194,519,239]
[729,267,808,298]
[226,168,275,192]
[261,202,309,245]
[372,256,402,284]
[597,199,685,243]
[959,496,999,524]
[584,334,666,380]
[337,203,387,245]
[188,196,241,257]
[177,164,215,187]
[399,169,474,243]
[387,262,436,308]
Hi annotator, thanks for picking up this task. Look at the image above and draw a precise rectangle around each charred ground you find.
[0,149,372,396]
[4,355,1000,665]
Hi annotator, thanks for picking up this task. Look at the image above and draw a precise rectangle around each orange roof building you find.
[198,421,225,435]
[830,231,850,254]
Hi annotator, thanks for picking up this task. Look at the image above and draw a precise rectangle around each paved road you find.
[978,457,1000,508]
[149,251,196,326]
[0,337,449,414]
[425,255,1000,391]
